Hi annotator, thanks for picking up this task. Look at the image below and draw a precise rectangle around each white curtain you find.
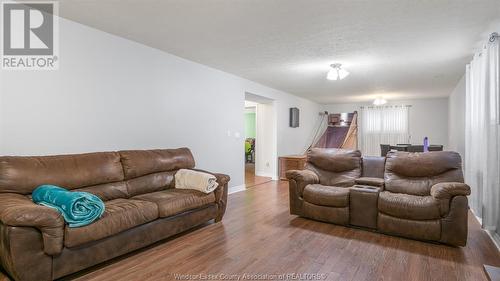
[360,106,410,156]
[465,34,500,236]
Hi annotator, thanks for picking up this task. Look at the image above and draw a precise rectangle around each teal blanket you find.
[32,185,105,228]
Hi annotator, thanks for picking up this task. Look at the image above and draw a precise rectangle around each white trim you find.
[470,209,500,251]
[470,208,482,224]
[228,184,246,195]
[255,171,278,180]
[486,230,500,251]
[252,99,278,183]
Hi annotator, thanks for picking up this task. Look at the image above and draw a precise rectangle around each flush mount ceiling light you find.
[327,63,349,80]
[373,97,387,106]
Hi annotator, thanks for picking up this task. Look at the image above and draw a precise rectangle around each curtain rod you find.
[359,105,412,109]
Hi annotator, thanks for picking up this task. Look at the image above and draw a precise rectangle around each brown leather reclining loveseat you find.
[0,148,229,281]
[287,148,471,246]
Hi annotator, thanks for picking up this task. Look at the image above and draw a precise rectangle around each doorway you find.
[244,101,259,185]
[244,92,277,188]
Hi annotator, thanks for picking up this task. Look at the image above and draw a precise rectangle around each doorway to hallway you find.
[244,93,276,188]
[244,162,271,187]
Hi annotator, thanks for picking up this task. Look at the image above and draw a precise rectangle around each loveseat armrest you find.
[191,169,230,222]
[431,182,471,200]
[0,193,65,255]
[354,177,385,188]
[286,169,319,196]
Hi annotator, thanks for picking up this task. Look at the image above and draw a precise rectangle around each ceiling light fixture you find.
[327,63,349,80]
[373,97,387,106]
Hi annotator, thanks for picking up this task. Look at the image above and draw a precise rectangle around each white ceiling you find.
[55,0,500,103]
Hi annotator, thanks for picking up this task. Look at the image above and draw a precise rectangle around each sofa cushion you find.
[0,152,124,195]
[119,148,195,180]
[384,151,464,195]
[64,199,158,248]
[306,148,361,187]
[132,189,215,217]
[74,181,128,201]
[126,171,176,197]
[378,191,441,220]
[307,148,361,173]
[386,151,462,177]
[303,184,349,207]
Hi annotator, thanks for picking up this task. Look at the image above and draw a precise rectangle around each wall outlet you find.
[266,162,270,167]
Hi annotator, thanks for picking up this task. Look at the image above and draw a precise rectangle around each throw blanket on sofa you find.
[32,185,105,228]
[175,169,219,193]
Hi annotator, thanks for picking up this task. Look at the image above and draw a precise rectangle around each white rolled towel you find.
[175,169,219,193]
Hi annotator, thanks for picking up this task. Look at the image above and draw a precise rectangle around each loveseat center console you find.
[349,185,380,229]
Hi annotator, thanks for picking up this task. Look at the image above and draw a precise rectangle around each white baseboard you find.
[486,230,500,251]
[255,171,278,180]
[228,184,246,195]
[470,208,482,224]
[228,174,278,195]
[470,210,500,252]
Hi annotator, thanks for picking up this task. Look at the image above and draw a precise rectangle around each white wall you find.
[321,98,449,150]
[0,17,320,187]
[448,75,466,159]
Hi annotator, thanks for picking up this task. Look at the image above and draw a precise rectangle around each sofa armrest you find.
[354,177,385,188]
[285,169,319,196]
[0,193,64,255]
[431,182,471,200]
[190,169,230,222]
[212,173,230,200]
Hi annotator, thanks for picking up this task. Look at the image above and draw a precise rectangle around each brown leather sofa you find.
[0,148,229,281]
[287,148,471,246]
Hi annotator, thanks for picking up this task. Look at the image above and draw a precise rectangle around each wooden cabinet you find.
[279,155,307,180]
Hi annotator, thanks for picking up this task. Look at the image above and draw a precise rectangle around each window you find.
[360,105,410,156]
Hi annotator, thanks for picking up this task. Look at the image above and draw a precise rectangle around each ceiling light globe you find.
[327,69,339,80]
[338,68,349,80]
[326,63,349,80]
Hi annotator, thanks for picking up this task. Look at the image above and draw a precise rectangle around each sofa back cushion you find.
[306,148,361,187]
[119,148,195,180]
[361,156,386,178]
[74,182,128,201]
[126,171,176,197]
[384,151,464,196]
[0,152,124,195]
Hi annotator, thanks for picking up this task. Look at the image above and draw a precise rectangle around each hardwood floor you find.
[2,181,500,281]
[245,163,272,187]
